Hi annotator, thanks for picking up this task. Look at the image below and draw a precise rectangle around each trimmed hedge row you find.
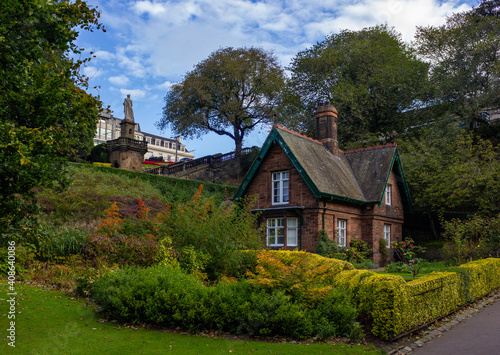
[333,258,500,340]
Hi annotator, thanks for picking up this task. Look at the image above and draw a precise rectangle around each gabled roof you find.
[234,125,412,210]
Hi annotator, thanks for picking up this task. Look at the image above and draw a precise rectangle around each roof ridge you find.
[344,143,397,154]
[274,124,322,145]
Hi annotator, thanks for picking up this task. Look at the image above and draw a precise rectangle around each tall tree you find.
[398,122,500,218]
[284,25,429,146]
[158,47,286,159]
[414,0,500,124]
[0,0,103,236]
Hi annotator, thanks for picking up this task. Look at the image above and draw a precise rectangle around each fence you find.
[143,147,256,176]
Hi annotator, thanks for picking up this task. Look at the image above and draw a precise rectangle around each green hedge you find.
[91,265,362,340]
[333,258,500,340]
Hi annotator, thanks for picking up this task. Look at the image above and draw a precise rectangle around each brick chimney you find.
[316,100,339,156]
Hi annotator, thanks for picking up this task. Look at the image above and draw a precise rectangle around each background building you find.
[94,109,194,162]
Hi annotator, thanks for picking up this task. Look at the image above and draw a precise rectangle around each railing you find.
[143,147,256,176]
[107,137,148,152]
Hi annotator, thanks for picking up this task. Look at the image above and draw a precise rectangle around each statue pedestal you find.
[107,137,148,171]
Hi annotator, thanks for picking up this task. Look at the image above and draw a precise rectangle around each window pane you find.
[283,180,289,202]
[287,218,297,246]
[273,181,280,203]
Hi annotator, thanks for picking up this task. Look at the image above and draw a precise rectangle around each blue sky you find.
[76,0,477,158]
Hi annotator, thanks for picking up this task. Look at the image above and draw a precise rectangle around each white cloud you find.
[157,80,176,90]
[93,50,116,61]
[119,88,146,99]
[83,65,101,79]
[109,74,130,86]
[134,1,167,16]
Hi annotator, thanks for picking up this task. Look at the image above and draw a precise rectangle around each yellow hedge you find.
[333,258,500,340]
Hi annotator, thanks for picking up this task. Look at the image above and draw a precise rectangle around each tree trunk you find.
[233,130,243,176]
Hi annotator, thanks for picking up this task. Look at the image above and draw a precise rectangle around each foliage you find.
[315,229,347,258]
[441,213,500,265]
[88,143,109,163]
[0,0,103,236]
[414,0,500,125]
[351,259,379,270]
[398,124,500,216]
[246,250,353,301]
[13,284,381,354]
[392,238,426,279]
[379,238,389,265]
[0,244,35,278]
[91,265,362,341]
[74,185,261,278]
[154,186,264,279]
[159,47,285,158]
[83,201,159,267]
[346,240,371,263]
[334,258,500,340]
[283,24,428,145]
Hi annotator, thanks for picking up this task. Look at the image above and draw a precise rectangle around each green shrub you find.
[315,229,347,258]
[92,265,361,340]
[92,265,210,329]
[379,238,389,265]
[0,244,35,278]
[346,239,371,263]
[154,187,264,279]
[352,259,379,270]
[441,214,500,265]
[38,227,89,260]
[84,234,158,267]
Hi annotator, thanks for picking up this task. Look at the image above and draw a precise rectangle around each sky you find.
[76,0,478,158]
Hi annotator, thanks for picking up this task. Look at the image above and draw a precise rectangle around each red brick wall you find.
[245,142,320,210]
[244,143,405,265]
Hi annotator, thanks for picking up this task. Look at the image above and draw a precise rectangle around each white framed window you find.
[272,171,289,205]
[287,218,298,247]
[337,219,347,247]
[155,139,161,146]
[385,184,392,205]
[267,218,285,247]
[384,224,391,246]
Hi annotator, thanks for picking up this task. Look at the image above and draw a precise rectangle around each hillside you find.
[37,163,238,231]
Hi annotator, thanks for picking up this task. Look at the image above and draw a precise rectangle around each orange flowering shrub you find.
[85,200,158,267]
[96,202,123,236]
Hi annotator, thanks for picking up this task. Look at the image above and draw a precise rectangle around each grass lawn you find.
[0,283,383,355]
[375,261,449,281]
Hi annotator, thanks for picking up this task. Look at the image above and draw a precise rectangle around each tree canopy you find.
[283,25,429,146]
[398,123,500,217]
[0,0,103,236]
[158,47,286,158]
[414,0,500,124]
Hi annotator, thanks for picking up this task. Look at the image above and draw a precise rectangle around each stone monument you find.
[107,95,148,171]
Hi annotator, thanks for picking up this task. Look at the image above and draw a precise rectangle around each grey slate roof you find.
[277,127,367,203]
[344,145,397,203]
[235,125,409,208]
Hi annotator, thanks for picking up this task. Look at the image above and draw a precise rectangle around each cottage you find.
[233,103,412,264]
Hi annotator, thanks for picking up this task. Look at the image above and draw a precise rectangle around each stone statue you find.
[123,94,135,122]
